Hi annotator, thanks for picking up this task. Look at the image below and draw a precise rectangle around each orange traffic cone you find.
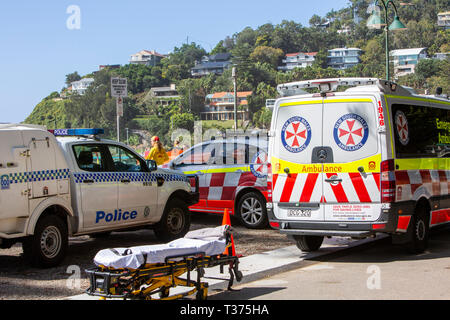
[222,208,236,256]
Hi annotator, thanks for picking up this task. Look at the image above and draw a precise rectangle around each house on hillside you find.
[390,48,428,77]
[191,53,232,77]
[70,78,94,95]
[130,50,166,66]
[146,84,180,106]
[437,11,450,29]
[278,52,317,71]
[200,91,252,121]
[327,47,363,70]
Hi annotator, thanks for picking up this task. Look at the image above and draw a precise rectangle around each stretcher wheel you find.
[235,270,243,282]
[196,288,208,300]
[159,286,170,298]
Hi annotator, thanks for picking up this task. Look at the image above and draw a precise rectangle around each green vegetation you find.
[24,0,449,147]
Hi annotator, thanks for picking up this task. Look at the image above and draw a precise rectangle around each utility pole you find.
[232,67,237,132]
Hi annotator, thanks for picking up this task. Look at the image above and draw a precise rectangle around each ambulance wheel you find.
[293,235,324,252]
[154,198,190,242]
[237,192,268,229]
[22,215,68,268]
[406,205,430,254]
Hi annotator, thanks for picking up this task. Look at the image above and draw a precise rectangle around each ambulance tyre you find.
[294,235,324,252]
[406,204,430,254]
[22,215,68,268]
[236,192,268,229]
[154,198,190,242]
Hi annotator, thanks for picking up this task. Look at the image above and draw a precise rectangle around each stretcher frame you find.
[85,242,242,300]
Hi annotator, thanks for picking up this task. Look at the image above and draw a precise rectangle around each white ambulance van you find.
[0,125,198,267]
[267,78,449,253]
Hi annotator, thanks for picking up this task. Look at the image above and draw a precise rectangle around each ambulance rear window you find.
[392,104,450,158]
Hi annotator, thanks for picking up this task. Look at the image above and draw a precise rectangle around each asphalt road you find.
[209,225,450,300]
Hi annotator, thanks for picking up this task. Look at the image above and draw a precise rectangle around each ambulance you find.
[267,78,449,253]
[166,136,269,229]
[0,125,198,267]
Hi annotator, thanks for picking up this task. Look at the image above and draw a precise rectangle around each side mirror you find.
[146,160,157,172]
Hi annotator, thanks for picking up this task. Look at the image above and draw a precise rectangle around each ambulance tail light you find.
[380,159,396,203]
[267,163,273,202]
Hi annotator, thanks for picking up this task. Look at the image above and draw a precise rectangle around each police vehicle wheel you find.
[236,192,268,229]
[406,205,430,254]
[22,215,68,268]
[293,235,323,252]
[154,199,190,242]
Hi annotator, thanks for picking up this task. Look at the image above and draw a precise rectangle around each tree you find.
[250,46,284,68]
[65,72,81,86]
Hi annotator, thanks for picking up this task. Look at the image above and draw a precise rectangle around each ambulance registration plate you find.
[287,209,312,217]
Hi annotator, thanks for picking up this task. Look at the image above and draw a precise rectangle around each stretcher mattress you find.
[93,226,230,269]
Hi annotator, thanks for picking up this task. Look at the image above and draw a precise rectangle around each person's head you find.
[151,136,162,150]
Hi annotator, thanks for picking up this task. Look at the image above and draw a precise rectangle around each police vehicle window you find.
[392,104,450,158]
[108,145,147,172]
[174,143,215,166]
[73,145,107,172]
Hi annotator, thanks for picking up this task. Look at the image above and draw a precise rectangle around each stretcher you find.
[85,225,243,300]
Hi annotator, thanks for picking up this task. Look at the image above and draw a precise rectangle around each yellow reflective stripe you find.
[395,158,450,171]
[279,98,373,108]
[271,154,381,174]
[386,94,450,106]
[182,166,250,175]
[324,98,373,104]
[384,95,395,157]
[207,166,250,173]
[279,100,322,107]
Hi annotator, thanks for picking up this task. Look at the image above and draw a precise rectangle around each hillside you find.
[24,0,449,146]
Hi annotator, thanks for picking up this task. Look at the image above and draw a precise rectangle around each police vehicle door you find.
[72,144,118,230]
[107,145,157,226]
[0,131,29,219]
[272,97,325,220]
[321,96,381,222]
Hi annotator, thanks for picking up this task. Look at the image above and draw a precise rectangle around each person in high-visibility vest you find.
[145,136,169,165]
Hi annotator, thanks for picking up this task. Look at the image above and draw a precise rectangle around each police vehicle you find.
[165,137,269,229]
[267,78,449,253]
[0,125,198,267]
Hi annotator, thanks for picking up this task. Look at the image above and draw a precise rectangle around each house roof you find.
[212,91,252,99]
[132,50,166,58]
[191,61,231,71]
[390,48,427,56]
[286,52,318,57]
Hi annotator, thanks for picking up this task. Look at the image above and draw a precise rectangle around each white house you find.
[327,48,363,70]
[130,50,166,66]
[278,52,317,71]
[390,48,428,77]
[71,78,94,95]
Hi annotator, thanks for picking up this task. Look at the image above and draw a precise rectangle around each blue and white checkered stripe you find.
[72,172,189,184]
[8,169,70,184]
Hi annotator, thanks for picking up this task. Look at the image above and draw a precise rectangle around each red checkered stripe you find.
[272,172,381,203]
[395,169,449,202]
[200,171,267,201]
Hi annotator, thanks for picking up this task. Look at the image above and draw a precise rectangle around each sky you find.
[0,0,351,123]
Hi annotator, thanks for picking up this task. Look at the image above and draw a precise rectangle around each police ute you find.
[0,125,198,267]
[267,78,449,254]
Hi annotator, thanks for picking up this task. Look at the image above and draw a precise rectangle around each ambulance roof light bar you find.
[48,128,104,137]
[277,78,379,97]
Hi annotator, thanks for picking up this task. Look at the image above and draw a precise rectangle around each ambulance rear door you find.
[321,94,382,222]
[271,96,325,221]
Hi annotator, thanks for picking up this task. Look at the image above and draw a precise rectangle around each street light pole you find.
[367,0,406,81]
[232,67,237,132]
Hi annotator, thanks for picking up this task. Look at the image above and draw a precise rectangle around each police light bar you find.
[277,78,379,97]
[48,128,104,136]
